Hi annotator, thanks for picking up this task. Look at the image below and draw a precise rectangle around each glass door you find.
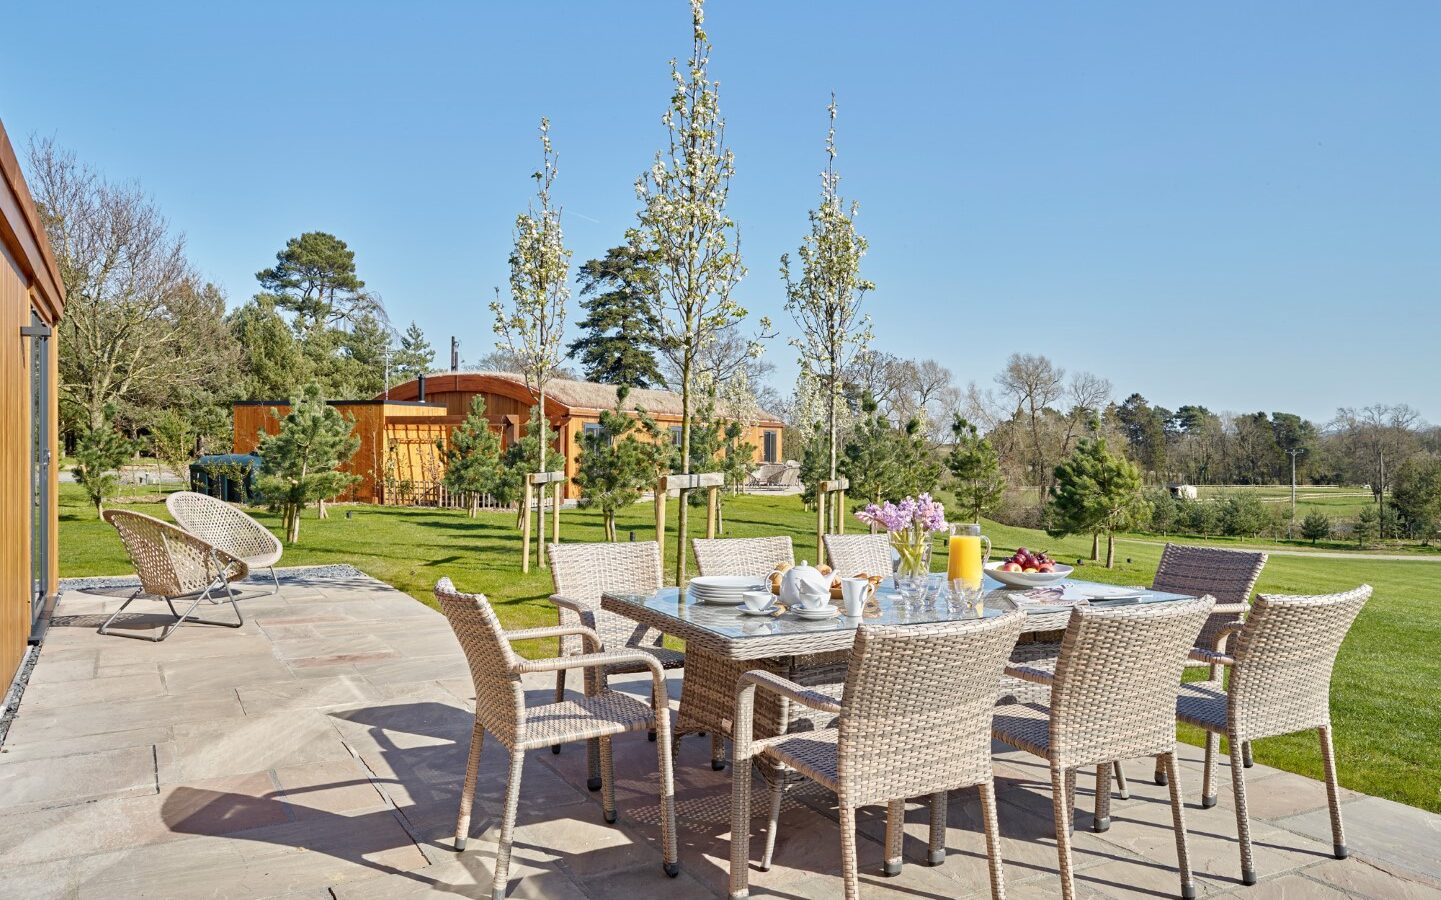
[26,312,51,637]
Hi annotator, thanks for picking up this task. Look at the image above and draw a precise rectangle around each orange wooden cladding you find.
[0,116,64,689]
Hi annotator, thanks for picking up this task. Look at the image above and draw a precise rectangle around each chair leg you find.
[927,791,947,866]
[96,590,144,637]
[599,736,617,824]
[1163,752,1197,900]
[729,747,752,899]
[490,749,526,900]
[1242,740,1254,769]
[712,731,726,771]
[759,781,785,871]
[1113,759,1129,800]
[268,565,281,595]
[1201,731,1219,808]
[978,780,1006,900]
[653,708,679,877]
[552,669,566,754]
[586,737,602,792]
[883,798,905,877]
[839,803,861,900]
[1227,733,1256,885]
[1064,767,1077,837]
[1154,755,1168,786]
[1051,766,1077,900]
[1094,764,1112,832]
[454,721,486,851]
[1319,726,1347,859]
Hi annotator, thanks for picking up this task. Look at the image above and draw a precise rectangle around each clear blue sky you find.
[3,1,1437,423]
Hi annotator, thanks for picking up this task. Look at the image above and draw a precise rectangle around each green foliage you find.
[1180,499,1222,535]
[148,409,197,483]
[441,398,506,517]
[1114,393,1168,477]
[1219,492,1272,537]
[891,416,943,499]
[1354,506,1380,549]
[840,394,898,506]
[946,416,1006,523]
[256,231,377,336]
[229,296,306,398]
[1391,457,1441,543]
[256,385,361,543]
[1145,488,1179,534]
[497,407,566,506]
[568,245,664,388]
[573,390,667,540]
[1048,436,1150,567]
[393,321,435,382]
[1301,511,1332,545]
[73,414,137,517]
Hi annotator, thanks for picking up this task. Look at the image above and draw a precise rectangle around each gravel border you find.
[57,563,370,594]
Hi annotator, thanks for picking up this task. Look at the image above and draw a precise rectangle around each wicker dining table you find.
[602,576,1199,771]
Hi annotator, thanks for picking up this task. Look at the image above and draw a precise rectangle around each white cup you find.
[742,591,774,612]
[796,589,831,611]
[839,577,875,617]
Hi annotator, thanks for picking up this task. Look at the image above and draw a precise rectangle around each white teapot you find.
[780,561,832,609]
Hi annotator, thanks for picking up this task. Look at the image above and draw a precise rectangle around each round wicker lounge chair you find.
[166,490,284,594]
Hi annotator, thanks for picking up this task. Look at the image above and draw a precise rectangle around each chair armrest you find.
[1211,622,1246,654]
[1210,602,1248,616]
[738,670,842,715]
[1004,664,1056,686]
[513,649,662,678]
[506,625,601,655]
[549,594,598,615]
[1189,648,1236,667]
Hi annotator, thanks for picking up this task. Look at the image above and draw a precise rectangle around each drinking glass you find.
[949,578,986,616]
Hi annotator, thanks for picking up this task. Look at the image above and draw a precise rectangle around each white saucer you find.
[738,604,779,616]
[791,605,840,620]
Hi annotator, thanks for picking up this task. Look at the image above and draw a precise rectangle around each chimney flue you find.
[450,336,459,371]
[417,373,426,401]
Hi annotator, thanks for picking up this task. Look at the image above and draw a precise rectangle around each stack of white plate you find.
[687,575,768,605]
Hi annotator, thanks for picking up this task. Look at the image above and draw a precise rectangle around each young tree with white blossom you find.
[782,95,875,485]
[630,0,755,581]
[491,118,571,482]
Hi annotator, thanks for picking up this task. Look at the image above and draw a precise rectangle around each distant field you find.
[1192,484,1378,520]
[59,484,1441,813]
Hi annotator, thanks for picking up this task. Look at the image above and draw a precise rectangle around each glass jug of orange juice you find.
[947,524,991,590]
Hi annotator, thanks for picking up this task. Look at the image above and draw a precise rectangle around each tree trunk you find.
[469,493,479,519]
[1105,532,1116,568]
[1090,531,1099,561]
[828,371,838,482]
[285,504,301,544]
[676,356,692,584]
[318,498,328,519]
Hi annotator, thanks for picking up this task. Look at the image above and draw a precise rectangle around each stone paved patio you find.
[2,566,1438,899]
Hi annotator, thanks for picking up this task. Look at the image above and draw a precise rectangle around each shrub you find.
[1300,511,1331,545]
[1354,506,1379,549]
[1220,493,1270,537]
[1145,488,1179,534]
[1180,499,1221,535]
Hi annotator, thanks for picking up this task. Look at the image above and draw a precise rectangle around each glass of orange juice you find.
[947,523,991,591]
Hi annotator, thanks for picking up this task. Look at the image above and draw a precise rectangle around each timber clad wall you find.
[232,373,786,505]
[0,117,64,689]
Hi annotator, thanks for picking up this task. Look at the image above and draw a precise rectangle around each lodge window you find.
[583,422,609,444]
[763,429,778,463]
[670,426,683,448]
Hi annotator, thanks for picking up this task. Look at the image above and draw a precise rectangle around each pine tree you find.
[256,385,360,543]
[498,407,566,520]
[568,246,665,388]
[1048,435,1150,567]
[947,416,1006,523]
[1300,511,1332,545]
[1354,506,1379,549]
[73,413,137,517]
[441,397,505,517]
[891,416,943,499]
[840,394,898,509]
[393,321,435,382]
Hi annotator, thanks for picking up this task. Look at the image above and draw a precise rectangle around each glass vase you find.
[891,530,932,603]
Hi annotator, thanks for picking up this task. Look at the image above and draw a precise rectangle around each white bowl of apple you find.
[986,548,1072,588]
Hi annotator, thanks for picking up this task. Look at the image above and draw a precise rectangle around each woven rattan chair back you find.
[1048,596,1215,767]
[104,509,246,598]
[822,533,893,578]
[547,541,667,652]
[1152,543,1266,651]
[837,611,1025,806]
[166,490,283,564]
[693,536,794,577]
[1227,586,1371,740]
[433,577,525,745]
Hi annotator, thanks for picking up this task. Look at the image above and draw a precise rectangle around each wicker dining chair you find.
[694,535,794,577]
[995,596,1215,900]
[730,611,1026,900]
[434,578,678,898]
[1176,585,1370,886]
[822,533,893,578]
[1149,543,1267,784]
[100,509,249,642]
[546,541,683,788]
[166,490,285,595]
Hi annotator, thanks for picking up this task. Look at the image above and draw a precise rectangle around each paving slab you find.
[1276,794,1441,882]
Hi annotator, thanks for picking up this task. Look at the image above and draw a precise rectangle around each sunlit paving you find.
[2,2,1438,898]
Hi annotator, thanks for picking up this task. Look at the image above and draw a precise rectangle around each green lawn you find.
[60,484,1441,814]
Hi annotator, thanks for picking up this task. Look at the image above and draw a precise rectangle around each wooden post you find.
[654,477,667,566]
[706,485,719,539]
[658,473,725,579]
[816,477,849,565]
[816,490,828,567]
[521,481,534,574]
[552,481,562,547]
[836,483,847,534]
[536,484,547,569]
[526,471,567,572]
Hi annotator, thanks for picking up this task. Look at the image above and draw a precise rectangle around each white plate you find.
[690,576,768,591]
[738,604,779,616]
[791,605,839,620]
[986,561,1074,588]
[691,591,749,605]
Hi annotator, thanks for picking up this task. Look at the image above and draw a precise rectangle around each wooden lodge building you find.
[0,118,64,689]
[232,372,785,505]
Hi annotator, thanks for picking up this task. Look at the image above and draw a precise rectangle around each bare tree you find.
[1059,370,1113,456]
[996,353,1066,509]
[27,136,231,431]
